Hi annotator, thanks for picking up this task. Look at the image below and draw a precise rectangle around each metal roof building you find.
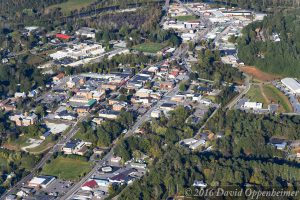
[281,78,300,94]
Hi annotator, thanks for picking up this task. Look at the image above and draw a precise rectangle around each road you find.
[61,47,190,199]
[225,73,251,109]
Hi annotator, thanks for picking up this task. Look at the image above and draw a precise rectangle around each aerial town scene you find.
[1,0,300,199]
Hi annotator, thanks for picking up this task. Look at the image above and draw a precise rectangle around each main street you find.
[61,47,190,199]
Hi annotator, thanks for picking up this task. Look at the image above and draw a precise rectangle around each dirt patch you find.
[239,66,280,82]
[2,143,19,151]
[259,83,270,104]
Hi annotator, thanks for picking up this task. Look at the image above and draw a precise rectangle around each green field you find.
[263,84,292,112]
[42,156,92,181]
[132,42,168,53]
[245,85,268,108]
[27,138,54,154]
[47,0,97,14]
[173,15,198,21]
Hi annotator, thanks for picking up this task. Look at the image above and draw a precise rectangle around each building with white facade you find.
[281,78,300,94]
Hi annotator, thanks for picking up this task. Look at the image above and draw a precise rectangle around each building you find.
[189,139,206,150]
[56,33,71,40]
[192,180,207,188]
[180,138,198,146]
[151,110,161,118]
[98,110,120,119]
[130,163,147,169]
[9,113,38,126]
[160,81,174,90]
[243,102,263,110]
[62,140,88,155]
[110,156,122,164]
[81,180,98,191]
[281,78,300,94]
[76,27,96,38]
[160,102,177,112]
[52,72,65,82]
[135,88,152,98]
[28,176,55,188]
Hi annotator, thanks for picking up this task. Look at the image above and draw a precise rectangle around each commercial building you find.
[281,78,300,94]
[9,113,38,126]
[28,176,55,188]
[243,102,263,110]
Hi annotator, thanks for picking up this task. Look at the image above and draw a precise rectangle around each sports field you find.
[132,42,168,53]
[173,15,198,21]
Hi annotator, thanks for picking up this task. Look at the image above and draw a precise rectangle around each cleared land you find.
[3,136,31,151]
[246,85,268,108]
[173,15,198,21]
[42,156,92,181]
[46,0,97,14]
[263,84,292,112]
[27,138,55,154]
[132,42,168,53]
[240,66,279,82]
[245,83,292,112]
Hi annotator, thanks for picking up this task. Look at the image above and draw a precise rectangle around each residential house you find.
[52,72,65,82]
[160,81,174,90]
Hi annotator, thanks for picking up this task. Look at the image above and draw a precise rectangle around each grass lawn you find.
[173,15,198,21]
[27,138,55,154]
[263,84,293,112]
[42,156,92,181]
[246,85,268,108]
[132,42,168,53]
[47,0,97,14]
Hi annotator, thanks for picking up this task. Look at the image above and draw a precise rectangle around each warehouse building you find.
[281,78,300,94]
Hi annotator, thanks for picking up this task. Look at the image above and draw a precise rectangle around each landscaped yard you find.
[173,15,198,21]
[132,42,168,53]
[46,0,97,14]
[42,156,92,181]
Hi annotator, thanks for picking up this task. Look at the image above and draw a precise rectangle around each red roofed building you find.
[81,180,98,191]
[56,33,71,40]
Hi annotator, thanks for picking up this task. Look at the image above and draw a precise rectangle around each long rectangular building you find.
[281,78,300,94]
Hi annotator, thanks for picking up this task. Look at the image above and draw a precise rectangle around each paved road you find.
[61,47,190,199]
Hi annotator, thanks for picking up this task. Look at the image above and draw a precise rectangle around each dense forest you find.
[192,48,244,85]
[238,9,300,78]
[0,148,39,195]
[114,109,300,199]
[214,0,300,11]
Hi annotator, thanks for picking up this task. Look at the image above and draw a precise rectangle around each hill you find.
[237,9,300,78]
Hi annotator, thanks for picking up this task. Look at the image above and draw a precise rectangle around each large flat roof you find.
[281,78,300,93]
